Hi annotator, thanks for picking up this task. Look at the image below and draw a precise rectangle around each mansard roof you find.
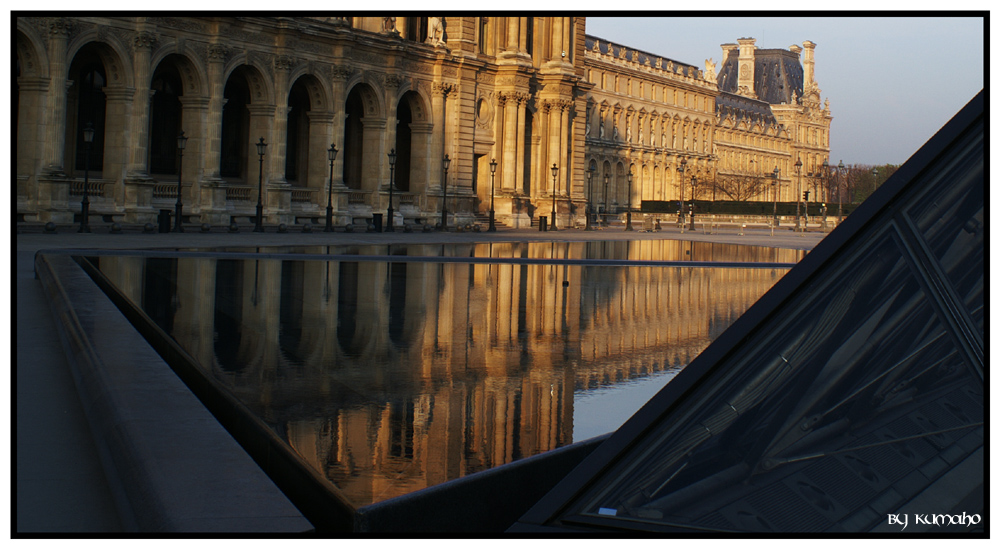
[717,47,804,105]
[715,91,779,130]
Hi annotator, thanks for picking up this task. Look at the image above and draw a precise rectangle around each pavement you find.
[12,221,827,534]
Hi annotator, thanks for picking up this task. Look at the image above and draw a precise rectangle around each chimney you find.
[802,40,816,86]
[736,37,757,98]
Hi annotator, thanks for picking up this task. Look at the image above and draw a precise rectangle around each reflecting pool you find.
[87,240,804,507]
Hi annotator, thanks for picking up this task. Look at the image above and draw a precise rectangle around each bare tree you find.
[714,172,770,201]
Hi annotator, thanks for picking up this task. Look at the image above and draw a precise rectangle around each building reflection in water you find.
[93,241,803,507]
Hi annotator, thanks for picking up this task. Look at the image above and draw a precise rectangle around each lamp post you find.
[794,156,802,231]
[585,166,594,231]
[837,160,845,223]
[603,171,609,227]
[677,157,687,226]
[441,154,451,231]
[550,163,558,230]
[624,169,634,231]
[386,148,396,232]
[689,177,697,231]
[488,158,498,232]
[173,131,188,232]
[254,137,267,232]
[78,122,95,233]
[325,143,338,232]
[771,166,780,227]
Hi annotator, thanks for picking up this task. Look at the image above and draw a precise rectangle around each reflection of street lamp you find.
[174,131,187,232]
[585,166,594,231]
[550,163,558,230]
[794,156,802,231]
[771,166,780,227]
[386,148,397,232]
[837,160,845,222]
[78,122,95,233]
[325,143,338,232]
[254,137,267,233]
[441,154,451,231]
[488,158,498,232]
[625,169,634,231]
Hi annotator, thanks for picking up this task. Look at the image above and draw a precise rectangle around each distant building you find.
[15,16,831,227]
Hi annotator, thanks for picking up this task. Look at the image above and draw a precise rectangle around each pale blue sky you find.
[586,15,985,166]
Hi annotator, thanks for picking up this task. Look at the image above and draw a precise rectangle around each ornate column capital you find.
[134,30,157,51]
[432,81,455,97]
[48,18,73,38]
[207,43,229,62]
[328,64,353,81]
[274,54,295,72]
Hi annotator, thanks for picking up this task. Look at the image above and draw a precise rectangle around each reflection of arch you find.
[337,262,359,353]
[279,261,304,363]
[214,260,245,374]
[388,261,407,347]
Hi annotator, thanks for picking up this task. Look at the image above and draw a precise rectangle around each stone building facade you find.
[15,16,831,227]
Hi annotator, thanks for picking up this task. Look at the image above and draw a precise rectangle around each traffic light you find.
[803,191,810,201]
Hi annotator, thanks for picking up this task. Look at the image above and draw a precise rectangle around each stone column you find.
[514,93,528,194]
[247,103,277,220]
[43,18,72,175]
[560,101,570,196]
[328,64,351,188]
[506,16,519,52]
[17,76,48,217]
[551,17,563,59]
[204,43,228,182]
[500,93,518,192]
[179,95,211,218]
[271,54,295,187]
[103,87,135,194]
[127,30,156,182]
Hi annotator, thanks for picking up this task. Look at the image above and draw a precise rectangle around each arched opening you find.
[221,68,251,180]
[66,43,107,175]
[285,79,311,183]
[601,160,612,213]
[343,87,365,190]
[149,58,183,176]
[615,162,625,211]
[394,97,412,192]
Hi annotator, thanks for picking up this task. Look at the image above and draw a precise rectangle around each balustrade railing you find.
[291,188,316,203]
[69,179,107,197]
[226,186,253,202]
[348,191,370,204]
[152,183,178,199]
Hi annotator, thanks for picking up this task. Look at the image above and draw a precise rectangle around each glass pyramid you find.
[511,91,984,533]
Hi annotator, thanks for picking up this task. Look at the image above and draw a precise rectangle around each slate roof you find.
[717,47,804,106]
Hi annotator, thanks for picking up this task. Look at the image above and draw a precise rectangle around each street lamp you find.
[585,166,594,231]
[550,163,558,230]
[173,131,188,232]
[488,158,498,232]
[624,169,634,231]
[771,166,780,227]
[603,171,609,227]
[386,148,396,232]
[677,157,687,226]
[837,159,845,222]
[689,177,697,231]
[325,143,338,232]
[78,122,95,233]
[441,154,451,231]
[254,137,267,232]
[794,156,802,231]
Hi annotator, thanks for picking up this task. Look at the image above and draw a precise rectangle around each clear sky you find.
[585,15,985,166]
